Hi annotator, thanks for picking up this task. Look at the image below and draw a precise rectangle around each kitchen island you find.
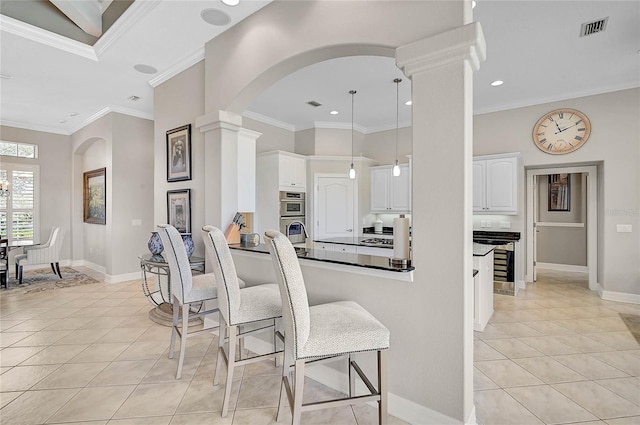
[473,243,495,332]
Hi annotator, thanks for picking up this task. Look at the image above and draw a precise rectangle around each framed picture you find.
[548,173,571,211]
[83,167,106,224]
[167,189,191,233]
[166,124,192,182]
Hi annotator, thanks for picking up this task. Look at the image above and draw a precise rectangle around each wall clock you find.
[532,108,591,154]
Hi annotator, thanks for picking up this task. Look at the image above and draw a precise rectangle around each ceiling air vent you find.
[580,17,608,37]
[306,100,322,107]
[128,95,141,102]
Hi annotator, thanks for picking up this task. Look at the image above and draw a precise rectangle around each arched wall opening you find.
[72,137,108,272]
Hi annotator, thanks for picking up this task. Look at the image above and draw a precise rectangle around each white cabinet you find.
[473,154,519,214]
[279,155,306,191]
[357,245,392,257]
[256,151,307,236]
[370,164,411,213]
[312,242,357,253]
[473,250,495,332]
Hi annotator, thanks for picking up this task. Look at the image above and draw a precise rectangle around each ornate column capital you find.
[396,22,486,77]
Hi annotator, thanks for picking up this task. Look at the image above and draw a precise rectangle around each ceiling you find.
[1,1,638,136]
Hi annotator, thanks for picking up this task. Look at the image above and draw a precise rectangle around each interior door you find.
[315,175,356,240]
[533,175,538,282]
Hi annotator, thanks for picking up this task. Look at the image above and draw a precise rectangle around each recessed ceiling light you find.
[405,100,412,106]
[59,119,67,124]
[134,64,158,74]
[330,110,339,115]
[221,0,240,5]
[0,74,13,80]
[69,112,78,117]
[472,0,477,9]
[201,8,231,26]
[490,80,504,86]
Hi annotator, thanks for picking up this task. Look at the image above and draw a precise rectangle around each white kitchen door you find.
[315,175,357,240]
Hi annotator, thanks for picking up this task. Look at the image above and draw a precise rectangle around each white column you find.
[396,22,485,423]
[195,111,261,230]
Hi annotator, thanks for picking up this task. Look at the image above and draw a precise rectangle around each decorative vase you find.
[181,233,195,258]
[148,232,163,255]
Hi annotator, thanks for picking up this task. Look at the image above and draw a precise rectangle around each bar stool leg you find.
[291,359,305,425]
[378,350,388,425]
[213,319,226,386]
[169,296,179,359]
[176,302,189,379]
[221,325,237,417]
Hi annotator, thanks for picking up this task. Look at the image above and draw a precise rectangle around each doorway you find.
[526,165,598,290]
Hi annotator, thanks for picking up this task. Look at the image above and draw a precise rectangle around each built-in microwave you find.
[280,192,305,217]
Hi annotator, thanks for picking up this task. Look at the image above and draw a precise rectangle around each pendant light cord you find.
[394,78,401,166]
[350,90,356,167]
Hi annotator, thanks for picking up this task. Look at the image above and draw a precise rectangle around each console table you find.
[139,253,206,326]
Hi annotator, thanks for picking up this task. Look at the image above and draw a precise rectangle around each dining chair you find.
[157,224,220,379]
[15,227,65,284]
[202,225,283,417]
[0,238,8,288]
[264,230,390,425]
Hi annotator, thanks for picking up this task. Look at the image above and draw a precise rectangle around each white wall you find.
[0,125,72,260]
[474,88,640,295]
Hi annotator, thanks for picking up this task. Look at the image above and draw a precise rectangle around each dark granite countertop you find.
[229,243,414,272]
[314,237,394,249]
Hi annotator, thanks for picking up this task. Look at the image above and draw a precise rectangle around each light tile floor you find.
[0,267,406,425]
[474,269,640,425]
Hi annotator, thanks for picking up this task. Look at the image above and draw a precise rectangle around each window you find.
[0,163,39,244]
[0,141,38,158]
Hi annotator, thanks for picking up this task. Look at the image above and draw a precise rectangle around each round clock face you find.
[532,108,591,154]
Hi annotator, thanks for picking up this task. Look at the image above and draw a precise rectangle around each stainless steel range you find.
[361,238,394,247]
[473,231,521,295]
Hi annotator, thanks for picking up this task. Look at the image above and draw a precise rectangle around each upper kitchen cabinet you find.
[278,153,306,192]
[370,164,411,213]
[473,153,519,214]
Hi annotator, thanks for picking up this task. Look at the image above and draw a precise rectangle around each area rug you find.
[620,313,640,343]
[0,267,98,295]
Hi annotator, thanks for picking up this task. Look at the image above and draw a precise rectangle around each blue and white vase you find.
[148,232,164,255]
[181,233,195,258]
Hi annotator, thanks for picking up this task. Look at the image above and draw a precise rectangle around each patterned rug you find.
[0,267,98,295]
[620,313,640,343]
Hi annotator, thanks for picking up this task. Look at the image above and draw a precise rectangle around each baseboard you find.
[239,334,463,425]
[536,262,588,273]
[105,271,140,284]
[597,283,640,304]
[466,405,477,425]
[71,259,106,275]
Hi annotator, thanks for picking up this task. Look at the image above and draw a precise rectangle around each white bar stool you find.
[202,225,283,417]
[264,230,390,425]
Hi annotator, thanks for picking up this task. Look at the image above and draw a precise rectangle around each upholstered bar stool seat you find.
[202,225,283,417]
[265,230,390,425]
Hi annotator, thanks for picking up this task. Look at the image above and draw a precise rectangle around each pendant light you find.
[392,78,402,177]
[349,89,357,180]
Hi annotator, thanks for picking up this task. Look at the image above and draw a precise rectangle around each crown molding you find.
[242,110,296,132]
[474,82,640,116]
[0,119,70,136]
[313,121,368,134]
[94,0,162,57]
[149,47,205,88]
[0,14,97,61]
[69,105,153,135]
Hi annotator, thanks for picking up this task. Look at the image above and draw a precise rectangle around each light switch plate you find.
[616,224,632,233]
[132,219,142,226]
[499,221,511,229]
